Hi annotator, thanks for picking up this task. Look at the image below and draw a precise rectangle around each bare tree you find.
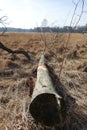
[41,19,48,27]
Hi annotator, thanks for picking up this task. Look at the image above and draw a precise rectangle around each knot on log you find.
[26,76,36,97]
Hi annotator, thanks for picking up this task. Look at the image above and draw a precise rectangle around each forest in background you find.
[0,25,87,33]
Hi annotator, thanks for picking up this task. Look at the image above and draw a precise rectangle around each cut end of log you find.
[29,93,63,126]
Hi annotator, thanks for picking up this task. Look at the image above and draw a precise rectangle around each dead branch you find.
[0,41,31,61]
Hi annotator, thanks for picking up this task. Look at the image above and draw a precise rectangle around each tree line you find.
[0,25,87,33]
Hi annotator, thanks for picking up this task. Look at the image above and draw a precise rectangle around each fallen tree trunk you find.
[29,54,66,127]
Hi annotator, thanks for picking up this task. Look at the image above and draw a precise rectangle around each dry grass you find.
[0,32,87,130]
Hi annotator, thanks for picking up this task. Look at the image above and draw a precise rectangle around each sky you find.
[0,0,87,29]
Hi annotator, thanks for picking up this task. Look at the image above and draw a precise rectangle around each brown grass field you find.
[0,32,87,130]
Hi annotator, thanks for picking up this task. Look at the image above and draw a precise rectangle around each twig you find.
[0,15,8,35]
[74,0,84,27]
[58,0,85,78]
